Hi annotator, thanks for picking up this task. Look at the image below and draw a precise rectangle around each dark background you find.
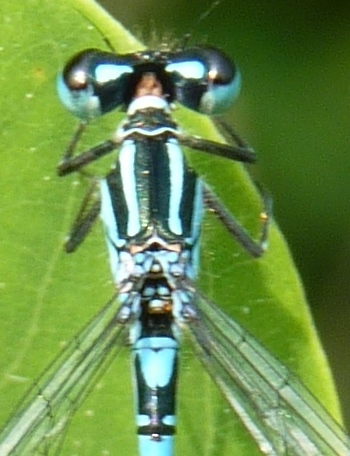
[99,0,350,427]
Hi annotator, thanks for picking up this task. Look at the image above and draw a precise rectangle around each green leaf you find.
[0,0,344,455]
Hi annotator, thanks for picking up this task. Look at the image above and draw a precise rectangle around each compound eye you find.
[166,46,241,115]
[57,49,133,121]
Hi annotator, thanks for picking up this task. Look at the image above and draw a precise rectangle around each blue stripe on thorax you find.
[101,134,201,246]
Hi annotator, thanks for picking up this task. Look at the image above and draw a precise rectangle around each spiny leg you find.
[65,180,101,253]
[179,133,256,163]
[61,122,87,162]
[203,183,272,258]
[57,122,119,176]
[212,117,252,150]
[178,116,258,164]
[199,117,271,256]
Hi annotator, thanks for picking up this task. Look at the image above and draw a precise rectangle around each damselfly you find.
[0,42,349,456]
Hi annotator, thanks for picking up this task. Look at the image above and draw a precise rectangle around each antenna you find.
[179,0,223,49]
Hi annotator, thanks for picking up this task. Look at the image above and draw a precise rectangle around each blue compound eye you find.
[165,46,241,115]
[57,49,134,121]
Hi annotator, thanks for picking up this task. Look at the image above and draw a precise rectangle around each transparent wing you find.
[0,296,126,456]
[188,290,350,456]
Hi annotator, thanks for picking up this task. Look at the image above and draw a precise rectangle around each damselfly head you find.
[57,45,241,121]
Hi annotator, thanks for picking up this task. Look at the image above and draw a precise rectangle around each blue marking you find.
[167,139,184,235]
[190,179,204,276]
[118,140,141,236]
[135,337,178,387]
[166,61,205,79]
[200,70,241,114]
[138,436,173,456]
[95,63,132,84]
[56,74,100,120]
[100,178,121,280]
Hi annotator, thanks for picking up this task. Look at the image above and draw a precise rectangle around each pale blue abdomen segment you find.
[133,336,179,454]
[138,435,174,456]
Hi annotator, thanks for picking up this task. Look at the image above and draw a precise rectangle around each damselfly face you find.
[57,46,241,119]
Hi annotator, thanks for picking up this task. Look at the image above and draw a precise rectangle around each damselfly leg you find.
[59,124,270,257]
[64,179,101,253]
